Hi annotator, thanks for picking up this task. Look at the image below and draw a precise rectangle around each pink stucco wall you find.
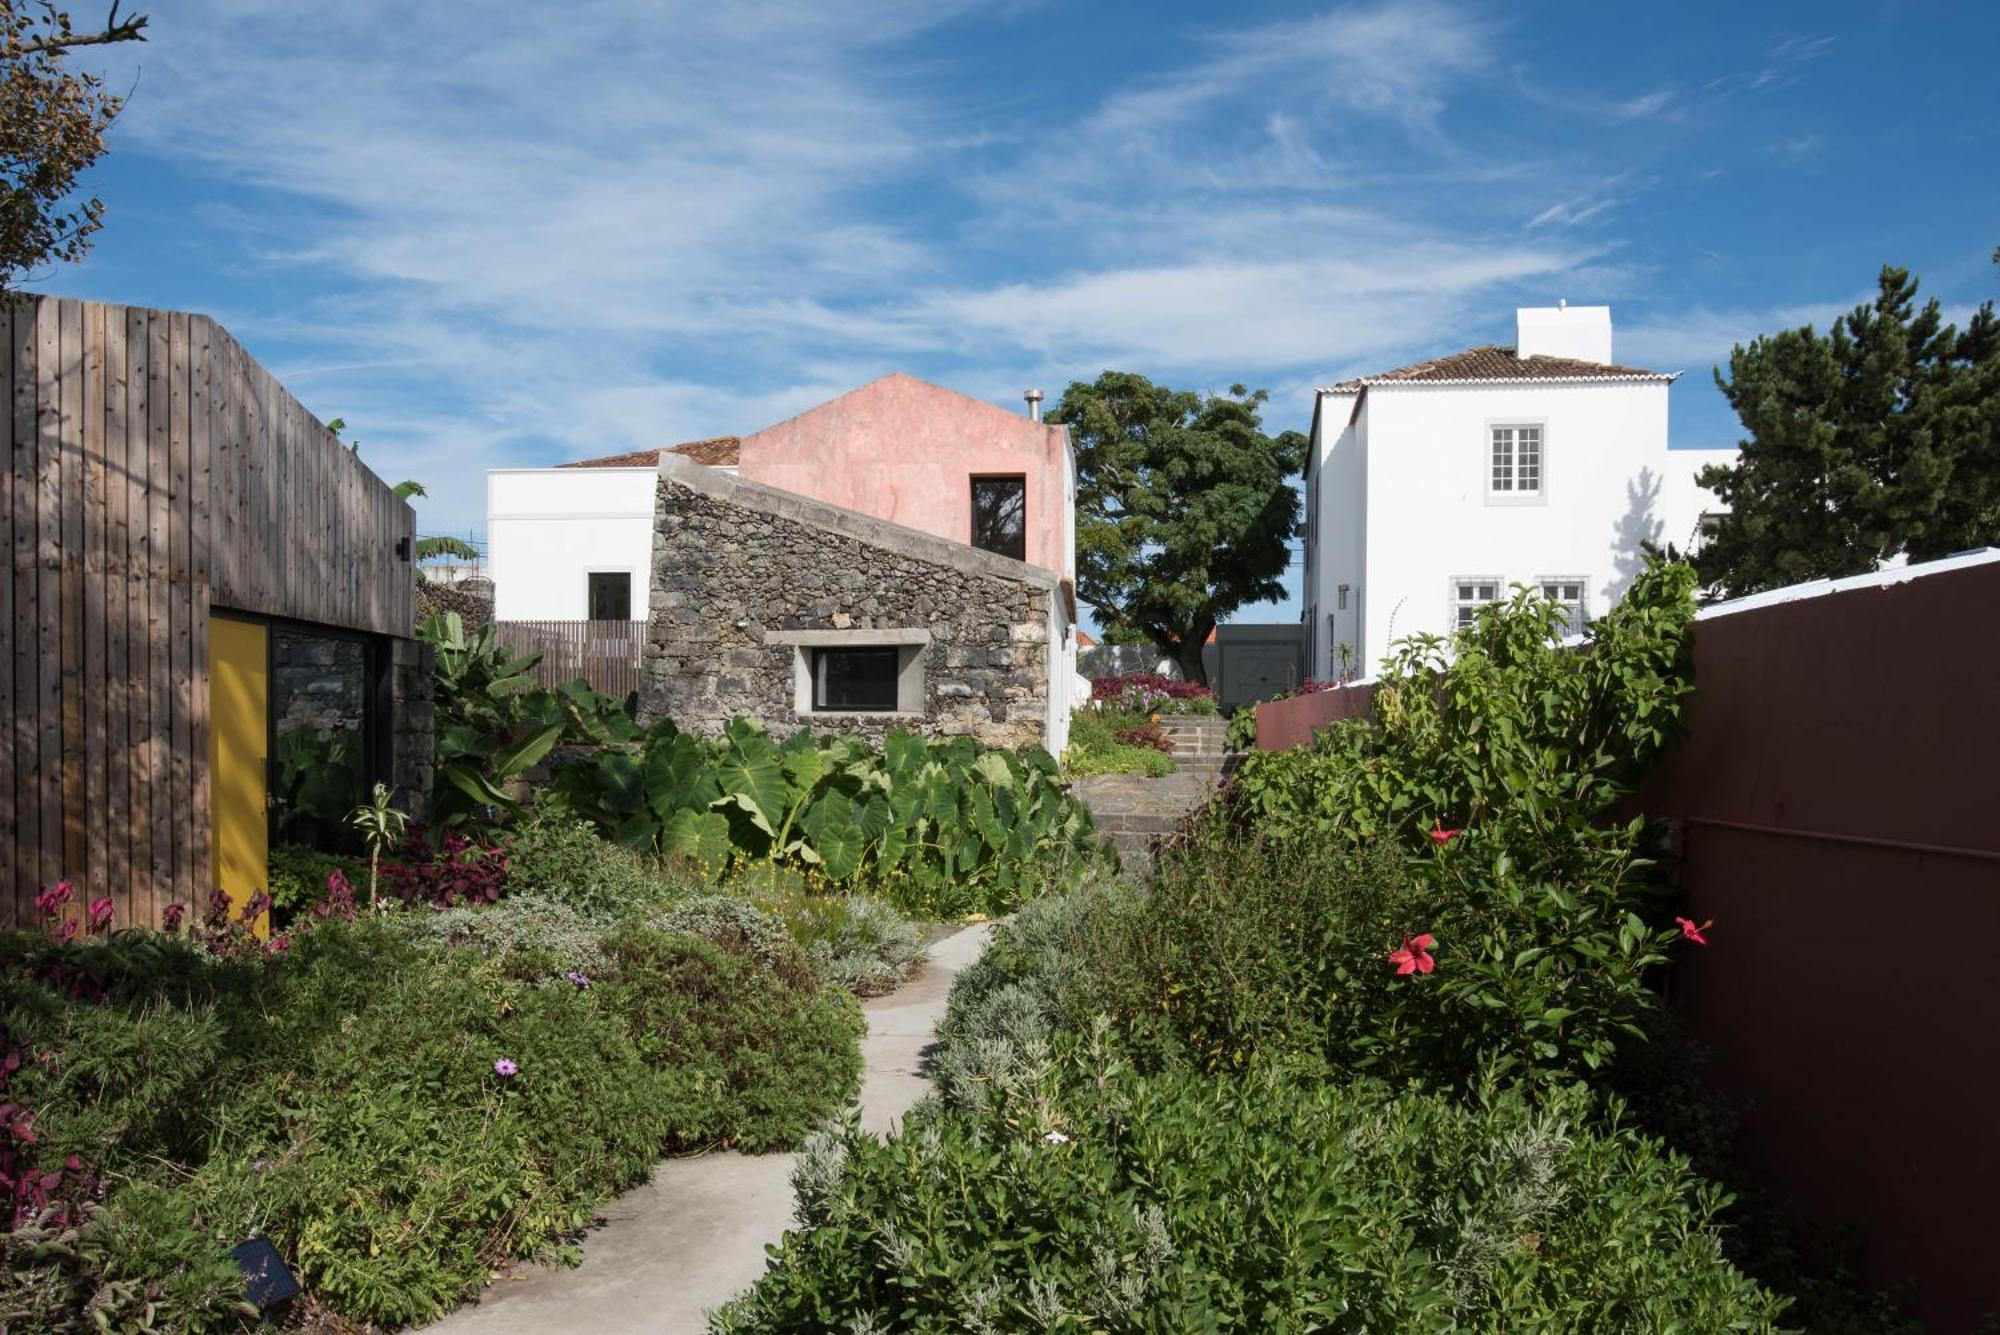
[737,373,1072,577]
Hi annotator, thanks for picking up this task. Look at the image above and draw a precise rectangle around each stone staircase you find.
[1070,713,1243,872]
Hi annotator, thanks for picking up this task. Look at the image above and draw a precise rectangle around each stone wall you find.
[642,455,1057,749]
[388,637,435,819]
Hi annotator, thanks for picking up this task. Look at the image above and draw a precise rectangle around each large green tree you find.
[2,3,149,289]
[1695,251,2000,595]
[1050,371,1305,683]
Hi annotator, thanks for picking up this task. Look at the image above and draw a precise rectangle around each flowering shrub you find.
[1091,672,1217,715]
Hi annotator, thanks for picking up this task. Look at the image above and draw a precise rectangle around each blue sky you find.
[36,0,2000,624]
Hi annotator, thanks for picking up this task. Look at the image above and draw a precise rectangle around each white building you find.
[1301,305,1732,679]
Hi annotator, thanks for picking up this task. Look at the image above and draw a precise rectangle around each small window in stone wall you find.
[971,475,1027,561]
[813,646,900,711]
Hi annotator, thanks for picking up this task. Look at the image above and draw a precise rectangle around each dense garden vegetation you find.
[0,613,1101,1331]
[717,561,1917,1333]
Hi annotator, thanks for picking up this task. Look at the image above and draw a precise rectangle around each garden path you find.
[424,921,994,1335]
[1069,714,1238,870]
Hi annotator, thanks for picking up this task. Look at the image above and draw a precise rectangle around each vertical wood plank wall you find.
[3,295,415,929]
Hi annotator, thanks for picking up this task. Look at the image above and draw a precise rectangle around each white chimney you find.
[1024,389,1044,422]
[1515,304,1613,364]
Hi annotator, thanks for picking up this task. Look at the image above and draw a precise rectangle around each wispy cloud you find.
[1618,298,1860,370]
[1616,89,1676,120]
[70,0,1604,535]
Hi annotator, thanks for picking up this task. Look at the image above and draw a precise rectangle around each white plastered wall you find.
[486,468,656,621]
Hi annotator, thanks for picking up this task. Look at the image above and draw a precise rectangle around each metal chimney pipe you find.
[1024,389,1044,422]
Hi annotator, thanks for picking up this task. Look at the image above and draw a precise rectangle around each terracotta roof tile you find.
[1326,345,1672,392]
[561,436,741,469]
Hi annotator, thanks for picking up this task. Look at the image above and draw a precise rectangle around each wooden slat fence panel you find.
[2,295,420,929]
[493,620,645,699]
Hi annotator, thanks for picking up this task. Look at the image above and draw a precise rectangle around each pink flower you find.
[162,903,186,932]
[239,891,272,924]
[265,935,290,956]
[86,898,114,933]
[1388,933,1437,975]
[53,919,77,944]
[34,880,74,916]
[493,1058,518,1078]
[1428,822,1462,847]
[1676,917,1713,946]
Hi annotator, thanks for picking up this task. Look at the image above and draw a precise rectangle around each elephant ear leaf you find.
[714,732,786,832]
[801,789,865,881]
[661,808,734,869]
[973,751,1015,789]
[883,730,928,780]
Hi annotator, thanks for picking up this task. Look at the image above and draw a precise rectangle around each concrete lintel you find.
[764,628,932,648]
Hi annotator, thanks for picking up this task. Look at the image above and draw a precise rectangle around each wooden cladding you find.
[492,619,645,700]
[3,295,415,929]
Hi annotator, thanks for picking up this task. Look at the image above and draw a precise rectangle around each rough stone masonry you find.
[641,452,1058,749]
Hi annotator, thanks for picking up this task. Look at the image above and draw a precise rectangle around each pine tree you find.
[1695,252,2000,595]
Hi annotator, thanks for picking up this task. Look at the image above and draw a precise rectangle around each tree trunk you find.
[1173,635,1209,686]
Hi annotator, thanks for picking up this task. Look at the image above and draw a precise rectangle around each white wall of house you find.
[487,468,655,621]
[1303,309,1733,680]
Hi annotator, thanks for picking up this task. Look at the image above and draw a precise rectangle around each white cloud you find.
[1617,299,1859,370]
[1616,89,1675,120]
[71,0,1606,536]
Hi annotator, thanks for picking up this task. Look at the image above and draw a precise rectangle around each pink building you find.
[737,374,1074,579]
[485,372,1083,749]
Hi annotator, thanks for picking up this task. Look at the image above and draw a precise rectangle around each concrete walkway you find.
[426,922,993,1335]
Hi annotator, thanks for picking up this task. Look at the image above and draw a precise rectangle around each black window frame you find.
[970,474,1028,562]
[811,646,902,713]
[587,570,633,621]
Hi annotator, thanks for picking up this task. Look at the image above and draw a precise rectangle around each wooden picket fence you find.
[493,620,644,699]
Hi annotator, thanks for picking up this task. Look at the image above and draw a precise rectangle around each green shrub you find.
[599,924,864,1152]
[0,907,870,1330]
[266,843,363,918]
[718,1042,1789,1332]
[1230,560,1696,867]
[1097,817,1677,1088]
[1061,707,1176,778]
[502,796,694,921]
[747,891,927,997]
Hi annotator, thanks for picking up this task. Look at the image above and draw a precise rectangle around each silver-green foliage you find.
[721,1042,1790,1331]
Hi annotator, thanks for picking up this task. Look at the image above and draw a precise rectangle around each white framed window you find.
[1449,576,1503,633]
[1536,576,1589,635]
[1486,422,1545,502]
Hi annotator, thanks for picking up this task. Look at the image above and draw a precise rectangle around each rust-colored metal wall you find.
[1637,558,2000,1332]
[1252,680,1373,751]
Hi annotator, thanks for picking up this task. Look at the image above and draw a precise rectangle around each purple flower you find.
[162,903,187,932]
[493,1058,518,1078]
[86,897,114,933]
[565,971,591,989]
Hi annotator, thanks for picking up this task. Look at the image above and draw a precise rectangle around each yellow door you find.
[210,615,269,935]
